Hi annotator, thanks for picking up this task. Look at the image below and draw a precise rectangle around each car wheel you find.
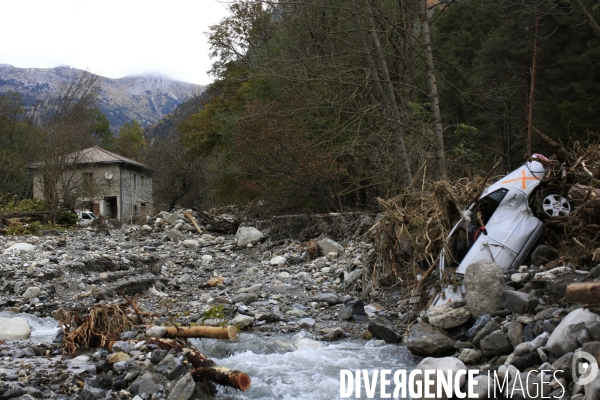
[538,189,572,219]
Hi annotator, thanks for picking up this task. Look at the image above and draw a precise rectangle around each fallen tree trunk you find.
[192,367,251,392]
[566,282,600,304]
[164,325,237,339]
[145,338,251,391]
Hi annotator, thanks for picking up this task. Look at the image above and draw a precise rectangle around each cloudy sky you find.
[0,0,230,85]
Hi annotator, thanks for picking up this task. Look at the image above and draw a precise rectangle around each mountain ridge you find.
[0,64,204,132]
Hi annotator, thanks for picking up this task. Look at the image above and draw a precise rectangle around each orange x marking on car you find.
[501,169,540,189]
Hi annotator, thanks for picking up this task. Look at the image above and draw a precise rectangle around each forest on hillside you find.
[1,0,600,215]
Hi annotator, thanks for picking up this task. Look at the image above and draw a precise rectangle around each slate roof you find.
[27,146,152,171]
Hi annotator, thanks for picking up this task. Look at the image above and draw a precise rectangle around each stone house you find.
[27,146,153,219]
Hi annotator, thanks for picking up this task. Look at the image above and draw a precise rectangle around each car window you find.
[82,213,91,219]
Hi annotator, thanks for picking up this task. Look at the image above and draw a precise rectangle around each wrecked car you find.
[434,154,572,305]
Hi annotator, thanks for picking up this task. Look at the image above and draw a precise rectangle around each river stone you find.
[501,290,529,314]
[312,293,339,305]
[344,269,362,285]
[480,329,513,357]
[428,304,470,329]
[367,322,400,343]
[407,321,454,356]
[472,319,501,348]
[0,317,31,340]
[458,348,482,364]
[231,293,258,305]
[546,308,599,356]
[146,326,167,338]
[22,287,41,300]
[112,341,134,354]
[270,256,287,266]
[467,314,492,338]
[531,244,558,266]
[167,373,195,400]
[584,375,600,400]
[3,243,35,254]
[107,352,130,363]
[339,299,366,321]
[231,314,254,330]
[167,229,184,241]
[412,357,466,400]
[507,320,524,348]
[236,227,263,247]
[317,238,343,256]
[182,239,198,249]
[299,318,315,328]
[464,260,504,318]
[469,375,493,399]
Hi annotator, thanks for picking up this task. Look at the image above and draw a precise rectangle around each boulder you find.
[464,260,504,318]
[546,308,599,357]
[167,229,184,241]
[344,269,362,285]
[0,317,31,340]
[235,227,263,247]
[269,256,287,266]
[467,314,492,338]
[473,319,501,348]
[231,293,258,305]
[317,238,343,256]
[3,243,35,254]
[339,299,366,321]
[531,244,558,266]
[182,239,199,249]
[407,322,454,356]
[412,357,466,400]
[230,314,254,330]
[367,322,400,343]
[506,320,524,348]
[469,375,494,399]
[298,318,315,328]
[428,304,470,329]
[584,375,600,400]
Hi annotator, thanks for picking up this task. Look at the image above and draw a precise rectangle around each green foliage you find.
[201,304,225,325]
[90,110,115,150]
[115,120,147,160]
[0,196,46,213]
[6,221,42,236]
[57,211,79,225]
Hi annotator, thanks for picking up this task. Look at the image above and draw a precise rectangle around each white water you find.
[192,333,420,400]
[0,311,61,342]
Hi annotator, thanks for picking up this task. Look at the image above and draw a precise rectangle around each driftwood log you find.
[196,211,240,234]
[182,211,203,234]
[145,338,251,391]
[566,282,600,304]
[164,325,238,339]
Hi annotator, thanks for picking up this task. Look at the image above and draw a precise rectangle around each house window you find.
[82,172,93,193]
[134,174,137,191]
[141,175,144,190]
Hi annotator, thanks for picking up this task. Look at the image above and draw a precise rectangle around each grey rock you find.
[510,351,542,371]
[480,329,513,357]
[0,317,31,340]
[167,229,184,241]
[546,308,599,356]
[235,226,263,247]
[527,332,549,352]
[406,322,454,356]
[317,238,343,256]
[339,299,366,321]
[412,357,466,397]
[514,342,531,357]
[22,286,41,300]
[584,375,600,400]
[501,290,529,314]
[168,373,195,400]
[150,349,168,364]
[231,293,258,305]
[467,314,492,338]
[111,341,134,354]
[367,322,400,343]
[507,320,524,348]
[458,348,482,364]
[312,293,339,305]
[231,314,254,330]
[468,375,493,399]
[146,326,168,338]
[298,318,315,328]
[473,319,501,348]
[344,269,362,285]
[464,260,504,318]
[428,304,470,329]
[136,377,160,396]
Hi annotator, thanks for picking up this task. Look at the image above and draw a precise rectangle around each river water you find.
[191,333,421,400]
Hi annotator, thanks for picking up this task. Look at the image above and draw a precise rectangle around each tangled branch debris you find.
[364,138,600,300]
[57,294,156,356]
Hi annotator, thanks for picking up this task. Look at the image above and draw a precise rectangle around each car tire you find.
[536,189,573,219]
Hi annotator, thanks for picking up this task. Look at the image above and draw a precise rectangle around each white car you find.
[76,210,97,226]
[434,154,572,305]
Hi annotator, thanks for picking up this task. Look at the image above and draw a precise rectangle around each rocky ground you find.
[1,209,599,399]
[0,210,401,400]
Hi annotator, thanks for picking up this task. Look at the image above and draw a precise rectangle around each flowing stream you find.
[191,333,420,400]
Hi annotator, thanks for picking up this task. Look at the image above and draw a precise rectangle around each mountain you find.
[0,64,204,132]
[145,90,210,138]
